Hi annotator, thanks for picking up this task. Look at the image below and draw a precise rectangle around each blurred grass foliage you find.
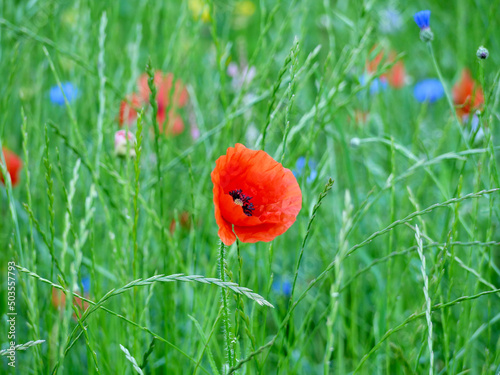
[1,0,500,374]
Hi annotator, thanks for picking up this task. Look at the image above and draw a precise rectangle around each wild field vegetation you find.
[1,0,500,374]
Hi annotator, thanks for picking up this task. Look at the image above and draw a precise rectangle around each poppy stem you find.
[234,240,244,357]
[237,240,243,293]
[219,241,234,371]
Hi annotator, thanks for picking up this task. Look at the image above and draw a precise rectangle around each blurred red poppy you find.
[452,69,484,118]
[366,48,405,89]
[1,147,23,187]
[118,71,188,135]
[366,49,384,75]
[350,110,369,126]
[211,143,302,246]
[119,94,142,126]
[386,52,405,88]
[169,211,191,234]
[52,288,90,319]
[138,71,188,135]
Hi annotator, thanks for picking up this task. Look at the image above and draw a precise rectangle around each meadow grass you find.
[1,0,500,374]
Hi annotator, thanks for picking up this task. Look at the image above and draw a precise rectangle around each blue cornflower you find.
[307,166,318,183]
[413,79,444,103]
[294,156,318,183]
[50,82,78,105]
[360,74,388,95]
[379,8,403,34]
[464,113,484,143]
[81,276,91,295]
[272,279,292,298]
[370,78,388,95]
[282,280,292,297]
[295,156,306,171]
[414,10,431,29]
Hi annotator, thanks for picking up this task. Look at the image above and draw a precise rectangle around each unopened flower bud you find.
[114,130,137,158]
[476,46,489,60]
[350,137,361,148]
[419,28,434,42]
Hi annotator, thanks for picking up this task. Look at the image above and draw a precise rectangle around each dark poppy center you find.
[229,189,255,217]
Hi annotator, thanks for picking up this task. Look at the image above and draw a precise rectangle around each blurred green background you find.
[1,0,499,374]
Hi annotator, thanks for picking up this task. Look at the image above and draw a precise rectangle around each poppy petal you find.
[119,94,141,126]
[452,69,484,117]
[1,148,23,187]
[137,70,188,136]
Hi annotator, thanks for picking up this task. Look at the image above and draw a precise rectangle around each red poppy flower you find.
[158,110,185,135]
[386,52,405,88]
[366,48,405,89]
[452,69,484,118]
[1,147,23,187]
[366,47,384,74]
[138,71,188,135]
[52,288,89,319]
[349,110,369,126]
[211,143,302,246]
[169,211,191,234]
[119,93,142,126]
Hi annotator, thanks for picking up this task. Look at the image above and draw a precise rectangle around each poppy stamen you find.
[229,189,255,217]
